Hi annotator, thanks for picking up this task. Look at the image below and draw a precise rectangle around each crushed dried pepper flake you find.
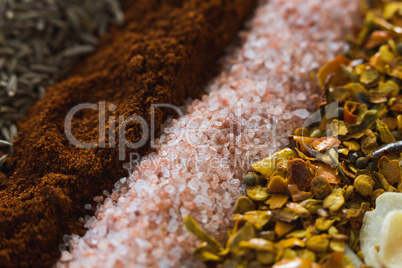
[239,238,275,252]
[373,171,397,192]
[323,192,345,212]
[234,196,255,214]
[315,218,336,232]
[382,116,398,131]
[246,185,270,202]
[364,30,394,49]
[275,221,297,238]
[227,222,255,255]
[312,137,342,152]
[330,119,349,136]
[268,175,288,194]
[313,162,342,184]
[194,243,222,262]
[311,177,332,199]
[264,194,289,209]
[354,175,375,197]
[344,101,361,123]
[306,235,329,253]
[184,216,223,253]
[360,67,380,87]
[378,155,402,184]
[186,1,402,266]
[288,184,314,202]
[234,211,272,230]
[376,119,397,143]
[288,159,316,191]
[252,148,297,179]
[342,141,360,151]
[321,252,345,268]
[273,257,312,268]
[278,237,306,249]
[318,55,350,89]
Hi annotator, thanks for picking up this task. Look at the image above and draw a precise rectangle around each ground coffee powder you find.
[0,0,256,267]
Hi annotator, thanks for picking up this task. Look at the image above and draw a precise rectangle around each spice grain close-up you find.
[3,0,402,267]
[56,0,360,267]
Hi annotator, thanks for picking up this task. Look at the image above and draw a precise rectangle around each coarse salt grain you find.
[58,0,360,267]
[293,108,310,119]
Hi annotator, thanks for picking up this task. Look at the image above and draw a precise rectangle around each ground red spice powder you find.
[0,0,256,267]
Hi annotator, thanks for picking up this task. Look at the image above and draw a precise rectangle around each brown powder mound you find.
[0,0,256,267]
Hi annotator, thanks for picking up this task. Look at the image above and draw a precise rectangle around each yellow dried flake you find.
[234,196,255,214]
[246,185,269,202]
[343,141,360,151]
[323,191,345,212]
[315,218,335,232]
[330,240,345,252]
[264,194,289,209]
[376,119,396,143]
[354,175,375,197]
[378,156,402,184]
[239,238,275,252]
[278,237,306,249]
[306,235,329,253]
[268,175,288,194]
[252,148,296,179]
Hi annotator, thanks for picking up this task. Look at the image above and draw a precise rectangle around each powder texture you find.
[59,0,361,267]
[0,0,256,267]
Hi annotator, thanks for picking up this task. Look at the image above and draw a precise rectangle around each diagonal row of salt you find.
[58,0,360,267]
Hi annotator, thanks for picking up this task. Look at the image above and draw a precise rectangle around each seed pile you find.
[187,0,402,267]
[0,0,123,161]
[58,0,359,267]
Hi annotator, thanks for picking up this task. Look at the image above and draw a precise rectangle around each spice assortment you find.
[5,0,400,267]
[185,0,402,267]
[56,0,360,267]
[0,0,256,267]
[0,0,123,162]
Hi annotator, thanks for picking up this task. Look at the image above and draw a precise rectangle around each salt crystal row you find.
[58,0,360,267]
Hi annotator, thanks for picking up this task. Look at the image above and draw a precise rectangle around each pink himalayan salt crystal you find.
[57,0,360,267]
